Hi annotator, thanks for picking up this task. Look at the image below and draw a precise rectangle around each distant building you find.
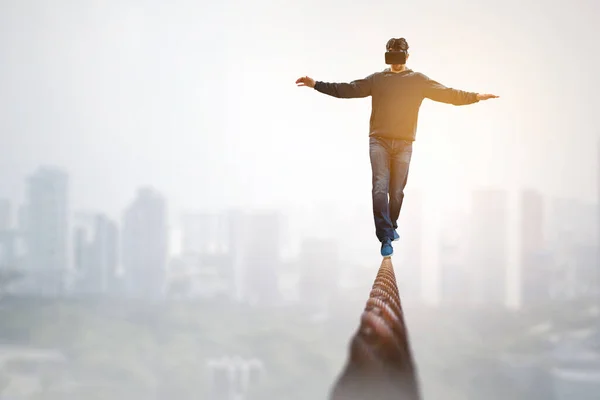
[571,245,599,298]
[543,196,598,301]
[228,210,282,305]
[0,345,67,399]
[73,213,118,296]
[0,198,10,231]
[121,187,168,299]
[0,231,17,271]
[394,190,424,302]
[178,209,286,304]
[439,209,470,306]
[20,167,69,296]
[178,211,233,298]
[0,198,17,271]
[498,354,556,399]
[548,197,596,248]
[551,337,600,400]
[297,237,339,308]
[167,253,230,299]
[549,244,599,300]
[597,140,600,300]
[439,245,470,306]
[467,188,509,307]
[181,212,229,255]
[206,356,265,400]
[518,189,550,306]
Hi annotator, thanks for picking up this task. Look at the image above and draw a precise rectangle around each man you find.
[296,38,498,257]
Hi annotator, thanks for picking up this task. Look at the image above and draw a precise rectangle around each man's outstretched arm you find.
[421,75,498,105]
[296,75,373,98]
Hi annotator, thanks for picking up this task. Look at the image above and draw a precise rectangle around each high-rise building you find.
[552,337,600,400]
[298,237,340,307]
[518,189,549,306]
[570,245,599,299]
[548,197,598,300]
[395,190,424,302]
[0,199,17,272]
[73,213,118,296]
[73,226,88,272]
[0,233,16,271]
[206,357,264,400]
[0,198,10,231]
[467,188,509,307]
[597,139,600,301]
[439,210,471,306]
[227,210,282,304]
[121,187,168,299]
[549,198,596,248]
[181,212,228,255]
[178,211,233,299]
[21,167,69,296]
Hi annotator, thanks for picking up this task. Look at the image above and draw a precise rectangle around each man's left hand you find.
[476,93,499,101]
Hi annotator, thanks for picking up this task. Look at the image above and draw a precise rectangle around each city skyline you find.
[0,163,597,308]
[2,164,597,238]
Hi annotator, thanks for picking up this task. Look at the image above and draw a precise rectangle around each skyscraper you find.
[549,197,598,300]
[0,198,10,231]
[394,190,424,302]
[518,189,548,306]
[227,210,282,304]
[121,187,168,299]
[439,210,471,306]
[22,167,69,296]
[468,188,509,307]
[597,139,600,300]
[181,212,228,255]
[73,213,118,296]
[0,198,16,271]
[298,237,339,307]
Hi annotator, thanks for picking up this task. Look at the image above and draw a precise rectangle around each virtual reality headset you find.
[385,38,408,65]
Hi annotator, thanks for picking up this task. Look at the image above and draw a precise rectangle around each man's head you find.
[385,38,409,71]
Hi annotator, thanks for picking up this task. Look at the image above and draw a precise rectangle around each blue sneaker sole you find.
[381,246,394,257]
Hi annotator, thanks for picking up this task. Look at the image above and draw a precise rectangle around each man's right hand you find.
[296,76,316,88]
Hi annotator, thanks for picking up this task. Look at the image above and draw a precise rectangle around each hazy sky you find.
[1,0,599,224]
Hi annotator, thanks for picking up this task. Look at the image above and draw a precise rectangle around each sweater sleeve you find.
[314,74,373,98]
[421,74,479,106]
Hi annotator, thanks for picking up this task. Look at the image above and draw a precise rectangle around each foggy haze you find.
[0,1,599,400]
[1,0,599,219]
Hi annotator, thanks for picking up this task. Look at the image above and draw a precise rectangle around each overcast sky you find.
[1,0,598,224]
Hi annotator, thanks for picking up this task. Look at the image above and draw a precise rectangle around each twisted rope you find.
[330,258,422,400]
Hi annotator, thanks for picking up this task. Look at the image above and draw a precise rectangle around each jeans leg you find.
[369,137,394,242]
[389,140,413,230]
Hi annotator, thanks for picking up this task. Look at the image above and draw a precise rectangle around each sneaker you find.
[393,230,400,241]
[381,239,393,257]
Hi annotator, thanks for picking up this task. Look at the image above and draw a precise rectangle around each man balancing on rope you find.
[296,37,499,258]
